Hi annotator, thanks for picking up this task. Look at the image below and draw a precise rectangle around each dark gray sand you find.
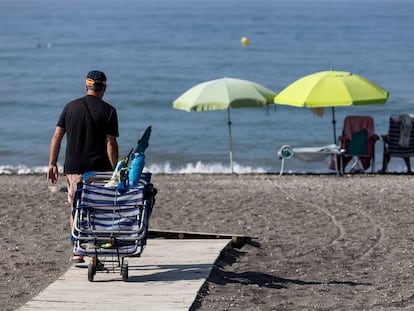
[1,174,413,310]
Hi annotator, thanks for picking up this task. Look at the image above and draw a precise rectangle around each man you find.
[47,70,119,263]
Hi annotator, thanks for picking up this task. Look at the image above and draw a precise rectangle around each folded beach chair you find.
[339,115,379,173]
[71,172,155,282]
[380,114,414,173]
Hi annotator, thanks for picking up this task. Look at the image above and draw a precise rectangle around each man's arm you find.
[48,126,65,183]
[106,135,119,170]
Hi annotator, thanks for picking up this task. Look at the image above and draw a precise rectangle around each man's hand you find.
[48,164,59,184]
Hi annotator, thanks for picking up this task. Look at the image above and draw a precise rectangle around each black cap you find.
[86,70,107,85]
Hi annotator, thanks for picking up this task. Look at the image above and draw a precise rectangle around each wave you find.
[146,161,268,174]
[0,165,49,175]
[0,161,270,175]
[2,160,410,175]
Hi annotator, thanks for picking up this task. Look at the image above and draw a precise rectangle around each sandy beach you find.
[1,173,414,310]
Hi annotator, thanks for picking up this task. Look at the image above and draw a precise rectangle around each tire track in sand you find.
[272,179,383,260]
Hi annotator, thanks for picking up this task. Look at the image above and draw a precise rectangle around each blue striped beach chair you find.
[71,172,155,281]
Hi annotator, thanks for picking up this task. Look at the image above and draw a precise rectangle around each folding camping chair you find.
[339,115,379,173]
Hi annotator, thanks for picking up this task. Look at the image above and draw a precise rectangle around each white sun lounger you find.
[277,144,345,175]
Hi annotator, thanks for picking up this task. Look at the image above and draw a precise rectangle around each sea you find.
[1,0,414,175]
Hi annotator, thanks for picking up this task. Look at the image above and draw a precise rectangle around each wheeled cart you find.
[71,172,155,282]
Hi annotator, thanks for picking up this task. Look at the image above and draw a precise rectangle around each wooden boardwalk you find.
[18,239,230,311]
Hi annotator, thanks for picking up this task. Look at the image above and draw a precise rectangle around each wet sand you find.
[1,173,413,310]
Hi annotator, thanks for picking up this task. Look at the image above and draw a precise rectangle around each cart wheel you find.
[88,263,96,282]
[121,263,128,282]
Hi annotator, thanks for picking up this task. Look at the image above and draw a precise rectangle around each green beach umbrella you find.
[173,77,276,173]
[274,70,390,144]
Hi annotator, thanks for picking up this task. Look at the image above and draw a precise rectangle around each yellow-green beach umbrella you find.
[173,77,276,173]
[274,70,389,144]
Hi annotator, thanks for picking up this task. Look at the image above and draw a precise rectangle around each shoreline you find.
[2,173,414,310]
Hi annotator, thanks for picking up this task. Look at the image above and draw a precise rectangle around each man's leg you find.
[66,174,84,262]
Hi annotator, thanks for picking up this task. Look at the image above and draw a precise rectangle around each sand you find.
[1,173,413,310]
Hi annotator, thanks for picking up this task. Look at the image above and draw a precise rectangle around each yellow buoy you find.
[241,36,250,46]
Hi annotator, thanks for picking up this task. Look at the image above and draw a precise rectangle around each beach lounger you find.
[277,144,344,175]
[71,172,155,282]
[380,114,414,173]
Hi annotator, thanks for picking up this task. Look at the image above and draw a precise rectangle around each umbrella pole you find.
[227,108,234,174]
[332,107,337,145]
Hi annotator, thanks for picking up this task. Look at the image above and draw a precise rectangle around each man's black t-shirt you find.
[57,95,119,174]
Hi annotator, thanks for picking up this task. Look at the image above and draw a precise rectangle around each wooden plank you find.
[148,228,256,248]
